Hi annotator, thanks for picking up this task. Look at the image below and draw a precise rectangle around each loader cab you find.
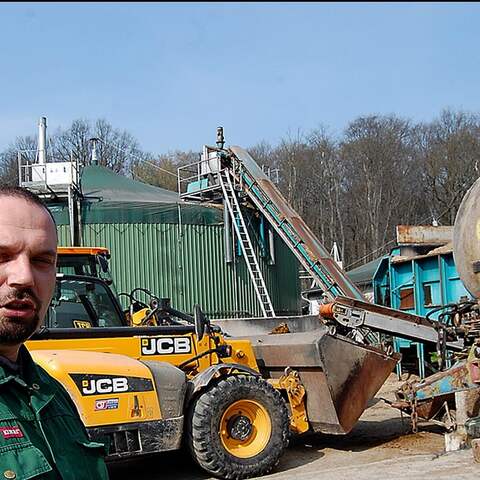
[57,247,114,288]
[46,274,127,329]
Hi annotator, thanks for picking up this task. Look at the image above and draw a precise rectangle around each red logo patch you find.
[0,426,24,439]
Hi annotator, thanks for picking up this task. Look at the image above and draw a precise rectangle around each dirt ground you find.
[108,374,479,479]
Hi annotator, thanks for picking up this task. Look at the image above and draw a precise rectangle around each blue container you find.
[373,247,471,378]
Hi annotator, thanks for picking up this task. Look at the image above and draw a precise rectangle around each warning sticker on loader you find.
[140,336,192,355]
[95,398,119,410]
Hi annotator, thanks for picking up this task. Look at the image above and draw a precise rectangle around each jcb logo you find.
[81,377,128,395]
[141,337,192,355]
[70,374,154,396]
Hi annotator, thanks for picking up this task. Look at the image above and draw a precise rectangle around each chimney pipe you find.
[90,138,100,165]
[216,126,225,149]
[38,117,47,164]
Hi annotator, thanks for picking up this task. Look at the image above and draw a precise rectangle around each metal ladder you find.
[218,169,275,317]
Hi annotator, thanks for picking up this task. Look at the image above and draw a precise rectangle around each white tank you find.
[453,176,480,298]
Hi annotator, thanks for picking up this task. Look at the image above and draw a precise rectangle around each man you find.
[0,187,109,479]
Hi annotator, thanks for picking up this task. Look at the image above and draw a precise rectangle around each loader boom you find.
[322,296,463,350]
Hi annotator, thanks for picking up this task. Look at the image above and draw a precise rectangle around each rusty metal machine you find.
[386,175,480,432]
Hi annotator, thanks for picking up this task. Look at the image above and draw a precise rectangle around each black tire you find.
[186,374,289,480]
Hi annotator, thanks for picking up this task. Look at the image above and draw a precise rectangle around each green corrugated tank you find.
[51,165,300,318]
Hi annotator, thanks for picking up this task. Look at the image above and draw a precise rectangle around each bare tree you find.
[307,128,347,259]
[50,118,143,174]
[93,119,143,173]
[132,154,179,191]
[340,115,422,267]
[414,109,480,224]
[131,150,198,192]
[248,141,276,170]
[254,128,346,261]
[0,118,149,186]
[0,135,38,185]
[50,119,91,165]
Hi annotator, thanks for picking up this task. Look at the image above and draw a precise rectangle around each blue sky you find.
[0,2,479,154]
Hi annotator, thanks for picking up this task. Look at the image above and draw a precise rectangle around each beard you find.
[0,289,41,345]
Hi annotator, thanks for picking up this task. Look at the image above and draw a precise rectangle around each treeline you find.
[247,110,480,269]
[2,109,479,269]
[0,118,149,181]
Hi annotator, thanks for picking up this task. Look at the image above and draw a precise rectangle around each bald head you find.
[0,187,56,225]
[0,190,57,360]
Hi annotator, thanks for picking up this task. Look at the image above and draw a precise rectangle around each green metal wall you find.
[57,222,300,319]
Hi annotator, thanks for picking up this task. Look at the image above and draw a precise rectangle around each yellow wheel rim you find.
[219,399,272,459]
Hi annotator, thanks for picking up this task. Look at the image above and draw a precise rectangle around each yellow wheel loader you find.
[27,274,289,479]
[38,248,401,479]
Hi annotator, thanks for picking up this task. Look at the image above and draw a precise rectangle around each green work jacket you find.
[0,346,109,480]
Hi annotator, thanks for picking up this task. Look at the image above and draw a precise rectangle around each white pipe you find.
[91,138,98,165]
[38,117,47,164]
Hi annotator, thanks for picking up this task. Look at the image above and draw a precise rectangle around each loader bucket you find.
[214,315,398,435]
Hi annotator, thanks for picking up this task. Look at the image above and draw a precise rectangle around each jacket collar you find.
[0,345,48,388]
[0,347,23,386]
[0,353,21,376]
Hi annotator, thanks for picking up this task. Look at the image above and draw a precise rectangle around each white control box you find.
[45,162,75,186]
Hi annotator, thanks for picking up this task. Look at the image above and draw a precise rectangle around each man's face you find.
[0,197,57,346]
